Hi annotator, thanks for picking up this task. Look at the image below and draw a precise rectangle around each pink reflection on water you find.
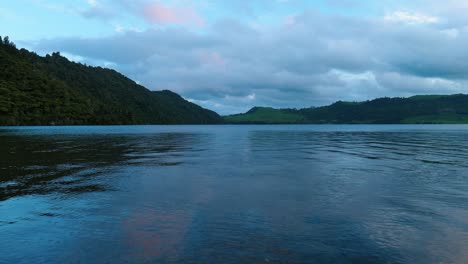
[122,208,189,259]
[121,173,217,260]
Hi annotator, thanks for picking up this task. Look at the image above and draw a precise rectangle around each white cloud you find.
[384,11,439,24]
[441,28,459,39]
[87,0,98,7]
[114,24,142,33]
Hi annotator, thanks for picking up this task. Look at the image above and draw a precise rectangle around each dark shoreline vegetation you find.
[225,94,468,124]
[2,36,468,126]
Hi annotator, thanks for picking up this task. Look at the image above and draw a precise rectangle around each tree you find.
[1,36,16,48]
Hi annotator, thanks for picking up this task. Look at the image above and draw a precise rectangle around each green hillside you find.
[0,36,222,125]
[225,107,304,124]
[225,94,468,124]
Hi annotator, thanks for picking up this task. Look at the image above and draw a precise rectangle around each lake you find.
[1,125,468,263]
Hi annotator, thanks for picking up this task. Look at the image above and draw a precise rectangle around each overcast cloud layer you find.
[5,0,468,114]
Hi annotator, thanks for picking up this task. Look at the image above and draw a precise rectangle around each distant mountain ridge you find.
[225,94,468,124]
[0,36,222,125]
[3,36,468,126]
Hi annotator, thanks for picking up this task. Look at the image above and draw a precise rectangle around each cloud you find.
[78,0,205,27]
[87,0,98,7]
[384,11,439,24]
[375,72,463,95]
[114,24,142,33]
[32,5,468,114]
[142,2,205,27]
[80,0,118,20]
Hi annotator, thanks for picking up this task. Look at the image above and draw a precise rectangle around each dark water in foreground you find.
[1,125,468,264]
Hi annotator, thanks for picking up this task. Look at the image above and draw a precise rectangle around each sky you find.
[2,0,468,114]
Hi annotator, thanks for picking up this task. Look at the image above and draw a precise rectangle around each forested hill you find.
[225,94,468,124]
[0,36,222,125]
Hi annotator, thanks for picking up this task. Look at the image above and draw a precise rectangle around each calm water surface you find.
[1,125,468,263]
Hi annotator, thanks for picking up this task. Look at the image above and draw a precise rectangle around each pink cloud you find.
[143,3,205,27]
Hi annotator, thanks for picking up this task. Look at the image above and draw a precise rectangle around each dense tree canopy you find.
[0,37,222,125]
[225,95,468,124]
